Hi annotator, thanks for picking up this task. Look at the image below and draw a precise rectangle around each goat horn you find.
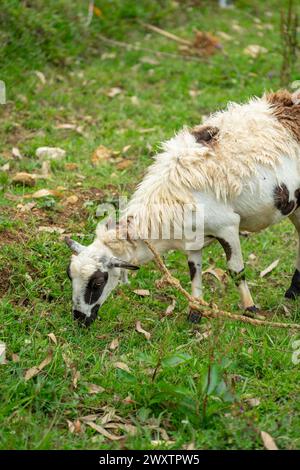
[64,236,84,254]
[109,257,139,270]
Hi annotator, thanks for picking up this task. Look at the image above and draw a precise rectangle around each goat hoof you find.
[285,287,299,300]
[188,309,202,324]
[243,305,259,318]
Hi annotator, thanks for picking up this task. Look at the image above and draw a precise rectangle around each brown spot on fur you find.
[273,183,295,215]
[266,90,300,143]
[216,237,232,261]
[188,260,196,281]
[191,125,219,145]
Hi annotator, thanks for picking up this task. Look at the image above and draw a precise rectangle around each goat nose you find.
[73,309,87,326]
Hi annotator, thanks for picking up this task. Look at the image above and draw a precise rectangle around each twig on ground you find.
[98,34,205,63]
[140,22,192,47]
[86,0,94,27]
[144,240,300,331]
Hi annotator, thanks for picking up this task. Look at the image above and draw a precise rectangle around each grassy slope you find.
[0,0,300,450]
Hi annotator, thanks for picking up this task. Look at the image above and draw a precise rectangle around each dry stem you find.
[144,240,300,331]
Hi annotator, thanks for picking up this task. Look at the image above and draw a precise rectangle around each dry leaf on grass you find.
[11,353,20,363]
[55,124,84,135]
[116,159,133,170]
[12,147,23,159]
[194,325,212,342]
[261,430,278,450]
[67,419,82,434]
[91,145,113,166]
[72,369,80,389]
[122,145,132,153]
[151,440,175,446]
[165,299,176,316]
[87,383,105,394]
[65,195,78,205]
[109,338,119,351]
[0,342,6,364]
[203,267,227,284]
[114,362,130,373]
[260,259,279,278]
[136,321,151,340]
[140,56,159,65]
[35,71,46,85]
[105,87,123,98]
[245,397,261,407]
[0,162,10,171]
[47,333,57,345]
[133,289,150,297]
[36,147,66,160]
[24,189,63,199]
[38,226,65,234]
[64,163,78,171]
[244,44,268,58]
[131,96,140,106]
[12,173,36,187]
[17,202,36,213]
[24,352,52,381]
[87,422,123,441]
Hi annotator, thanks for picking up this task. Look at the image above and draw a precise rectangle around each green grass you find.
[1,0,300,450]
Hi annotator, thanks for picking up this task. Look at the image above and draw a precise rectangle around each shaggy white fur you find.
[123,96,300,237]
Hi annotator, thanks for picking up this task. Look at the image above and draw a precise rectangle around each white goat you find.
[66,90,300,326]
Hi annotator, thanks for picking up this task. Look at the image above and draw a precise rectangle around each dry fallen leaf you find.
[64,163,79,171]
[122,145,132,153]
[12,172,36,187]
[0,342,6,364]
[136,321,151,340]
[244,44,268,58]
[87,383,105,394]
[65,195,79,205]
[25,189,62,199]
[217,31,233,41]
[11,353,20,363]
[12,147,23,159]
[260,259,279,278]
[67,419,82,434]
[35,71,46,85]
[87,422,123,441]
[165,299,176,316]
[261,430,278,450]
[130,96,140,106]
[105,87,123,98]
[140,56,159,65]
[1,162,10,171]
[203,267,227,284]
[17,202,36,213]
[91,145,113,166]
[133,289,150,297]
[245,397,261,407]
[47,333,57,345]
[195,325,212,342]
[123,395,136,404]
[114,362,130,373]
[72,369,80,389]
[116,159,133,170]
[36,147,66,160]
[24,352,52,381]
[38,226,65,234]
[109,338,119,351]
[151,440,175,446]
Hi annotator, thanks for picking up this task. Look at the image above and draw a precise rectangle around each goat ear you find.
[109,258,140,270]
[64,236,84,254]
